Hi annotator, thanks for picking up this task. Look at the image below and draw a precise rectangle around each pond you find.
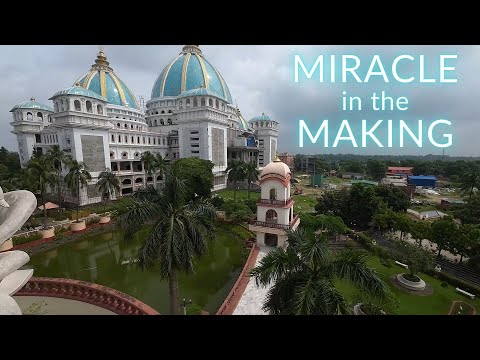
[26,222,250,314]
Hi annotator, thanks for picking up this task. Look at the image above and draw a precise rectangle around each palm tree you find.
[250,228,389,315]
[226,160,245,201]
[116,163,216,315]
[46,145,71,212]
[460,163,480,198]
[155,153,168,185]
[97,169,121,213]
[26,155,56,229]
[64,160,92,222]
[244,162,259,199]
[141,151,157,188]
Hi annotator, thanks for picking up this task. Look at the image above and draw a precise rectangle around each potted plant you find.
[64,160,91,232]
[96,168,120,224]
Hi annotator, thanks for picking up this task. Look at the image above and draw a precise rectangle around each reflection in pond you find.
[27,222,249,314]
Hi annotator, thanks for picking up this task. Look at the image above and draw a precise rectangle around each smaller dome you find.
[49,84,107,102]
[236,109,249,131]
[10,97,53,112]
[178,87,222,99]
[260,157,291,179]
[249,113,272,122]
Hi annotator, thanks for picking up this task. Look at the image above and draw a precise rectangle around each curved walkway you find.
[14,296,116,315]
[233,248,272,315]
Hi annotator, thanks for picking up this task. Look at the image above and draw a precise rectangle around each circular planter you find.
[396,273,426,291]
[99,216,111,224]
[40,227,55,239]
[70,220,86,232]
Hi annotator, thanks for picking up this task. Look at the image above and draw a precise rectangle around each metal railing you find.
[257,198,293,206]
[250,214,300,230]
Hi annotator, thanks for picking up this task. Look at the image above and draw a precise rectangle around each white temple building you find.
[9,45,279,205]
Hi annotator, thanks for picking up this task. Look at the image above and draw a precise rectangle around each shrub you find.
[186,303,203,315]
[243,198,257,213]
[429,271,480,297]
[85,216,99,226]
[209,195,225,210]
[380,258,393,268]
[222,200,253,224]
[441,282,449,288]
[12,232,43,246]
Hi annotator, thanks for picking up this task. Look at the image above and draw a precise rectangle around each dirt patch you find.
[389,275,434,296]
[448,301,476,315]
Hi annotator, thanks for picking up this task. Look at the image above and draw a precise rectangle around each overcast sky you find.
[1,45,479,156]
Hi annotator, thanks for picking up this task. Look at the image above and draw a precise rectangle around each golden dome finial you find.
[74,82,81,87]
[274,151,281,162]
[181,45,202,55]
[93,46,110,69]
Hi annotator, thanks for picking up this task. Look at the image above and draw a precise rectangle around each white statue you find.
[0,186,38,315]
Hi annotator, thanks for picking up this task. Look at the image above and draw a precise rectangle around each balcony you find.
[257,197,293,207]
[250,214,300,230]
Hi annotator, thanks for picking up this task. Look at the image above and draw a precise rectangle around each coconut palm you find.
[64,160,92,222]
[226,160,245,201]
[116,163,216,315]
[141,151,157,188]
[250,228,389,315]
[97,169,121,213]
[26,155,56,229]
[244,162,259,199]
[459,163,480,198]
[46,145,71,212]
[155,153,168,184]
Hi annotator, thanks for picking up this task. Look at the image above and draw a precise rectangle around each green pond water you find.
[26,222,250,314]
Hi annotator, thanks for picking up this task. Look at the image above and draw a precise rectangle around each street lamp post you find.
[182,298,192,315]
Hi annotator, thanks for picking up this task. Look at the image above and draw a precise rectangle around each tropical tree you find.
[250,228,389,315]
[175,157,214,202]
[244,162,259,199]
[26,155,56,229]
[409,220,431,247]
[64,161,92,222]
[141,151,157,187]
[46,145,71,212]
[454,224,480,263]
[226,160,245,201]
[459,162,480,198]
[97,169,121,213]
[116,163,216,315]
[316,214,348,241]
[431,216,459,258]
[155,153,168,183]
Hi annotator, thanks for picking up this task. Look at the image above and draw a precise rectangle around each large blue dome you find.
[151,45,233,104]
[75,51,140,110]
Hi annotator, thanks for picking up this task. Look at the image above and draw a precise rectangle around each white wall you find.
[260,179,288,201]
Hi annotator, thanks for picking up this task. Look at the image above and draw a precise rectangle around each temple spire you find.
[181,45,202,55]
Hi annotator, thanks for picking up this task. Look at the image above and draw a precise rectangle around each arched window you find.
[222,103,225,111]
[54,102,59,112]
[161,110,165,114]
[86,101,93,113]
[148,138,151,144]
[168,119,172,125]
[134,152,140,159]
[266,209,278,223]
[154,119,158,126]
[64,100,69,111]
[97,104,103,115]
[153,138,156,145]
[121,151,128,159]
[168,110,172,113]
[155,111,158,115]
[117,123,120,128]
[137,136,140,143]
[261,122,264,127]
[37,112,43,121]
[179,101,183,108]
[215,99,219,108]
[143,137,145,144]
[27,112,33,121]
[124,124,128,129]
[256,122,259,127]
[135,178,143,184]
[163,138,166,145]
[74,100,81,111]
[160,120,164,125]
[125,135,128,143]
[111,134,115,142]
[110,151,115,159]
[118,135,121,142]
[122,178,131,185]
[208,98,213,107]
[201,98,206,106]
[186,99,191,107]
[270,188,276,200]
[131,136,134,143]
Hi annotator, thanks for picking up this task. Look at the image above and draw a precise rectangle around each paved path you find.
[14,296,116,315]
[233,248,272,315]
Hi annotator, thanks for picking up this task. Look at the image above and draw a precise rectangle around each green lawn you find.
[214,189,318,214]
[336,255,480,315]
